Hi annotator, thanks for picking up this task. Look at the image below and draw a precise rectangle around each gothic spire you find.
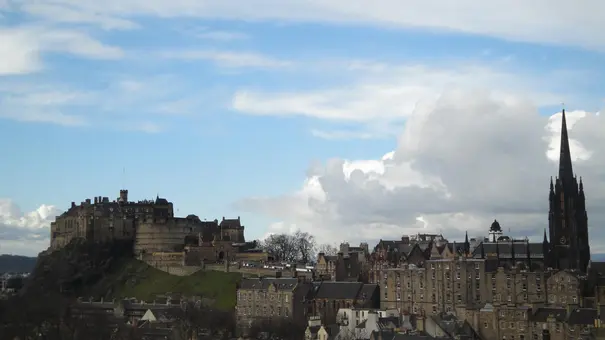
[543,228,549,244]
[464,231,470,255]
[559,109,574,185]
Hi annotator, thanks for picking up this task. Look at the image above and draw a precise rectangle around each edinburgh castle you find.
[49,189,264,269]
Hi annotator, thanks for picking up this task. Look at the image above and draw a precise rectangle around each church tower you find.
[548,109,590,272]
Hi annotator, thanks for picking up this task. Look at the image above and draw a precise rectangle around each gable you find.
[430,244,442,259]
[442,243,454,258]
[141,309,157,322]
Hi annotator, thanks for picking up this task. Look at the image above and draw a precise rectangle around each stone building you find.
[50,189,252,264]
[367,109,605,339]
[50,190,172,250]
[310,282,379,325]
[316,252,366,282]
[236,277,314,332]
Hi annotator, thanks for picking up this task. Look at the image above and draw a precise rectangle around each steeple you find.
[464,231,470,255]
[558,109,574,185]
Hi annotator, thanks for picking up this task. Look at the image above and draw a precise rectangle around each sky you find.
[1,1,605,256]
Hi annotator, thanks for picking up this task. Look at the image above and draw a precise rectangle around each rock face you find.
[23,239,134,299]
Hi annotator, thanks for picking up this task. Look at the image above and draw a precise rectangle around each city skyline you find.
[1,1,605,256]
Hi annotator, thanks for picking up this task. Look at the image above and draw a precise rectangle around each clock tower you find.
[547,109,590,272]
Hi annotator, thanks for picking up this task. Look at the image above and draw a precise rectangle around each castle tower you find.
[548,109,590,272]
[118,189,128,203]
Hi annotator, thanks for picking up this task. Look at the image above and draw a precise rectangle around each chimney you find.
[71,202,76,208]
[85,199,91,204]
[94,197,98,204]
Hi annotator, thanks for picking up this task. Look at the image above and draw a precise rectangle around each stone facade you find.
[50,189,251,264]
[236,277,313,333]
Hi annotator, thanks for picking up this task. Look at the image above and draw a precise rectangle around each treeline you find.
[257,230,340,263]
[0,254,37,273]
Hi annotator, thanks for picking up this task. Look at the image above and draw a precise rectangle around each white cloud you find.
[158,50,292,69]
[196,30,248,41]
[7,0,605,50]
[0,199,60,255]
[232,64,566,127]
[0,26,123,75]
[235,92,605,250]
[19,2,138,30]
[0,74,184,128]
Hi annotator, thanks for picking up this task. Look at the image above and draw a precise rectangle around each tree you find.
[261,234,298,262]
[317,243,339,257]
[173,302,235,340]
[294,231,316,264]
[261,231,317,263]
[247,318,304,340]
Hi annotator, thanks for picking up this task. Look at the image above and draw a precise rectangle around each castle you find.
[49,189,260,265]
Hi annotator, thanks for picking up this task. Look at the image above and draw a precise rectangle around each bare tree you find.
[317,243,339,257]
[294,230,316,264]
[261,234,298,262]
[337,327,369,340]
[261,231,317,263]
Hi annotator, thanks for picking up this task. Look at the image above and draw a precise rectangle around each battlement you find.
[49,189,247,255]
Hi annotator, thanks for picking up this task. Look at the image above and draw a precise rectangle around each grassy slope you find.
[97,259,241,310]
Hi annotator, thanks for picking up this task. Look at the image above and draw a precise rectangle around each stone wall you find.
[142,251,185,267]
[152,265,202,276]
[134,219,199,255]
[204,264,293,278]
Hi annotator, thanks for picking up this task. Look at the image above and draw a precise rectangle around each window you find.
[432,305,437,314]
[484,322,488,328]
[510,322,515,329]
[475,263,480,270]
[456,272,461,280]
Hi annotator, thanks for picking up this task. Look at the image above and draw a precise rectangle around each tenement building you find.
[236,278,380,333]
[369,110,605,339]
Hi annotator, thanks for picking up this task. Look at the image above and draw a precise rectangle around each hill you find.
[23,240,241,310]
[0,254,38,273]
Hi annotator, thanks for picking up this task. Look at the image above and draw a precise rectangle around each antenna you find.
[122,166,126,189]
[561,102,565,111]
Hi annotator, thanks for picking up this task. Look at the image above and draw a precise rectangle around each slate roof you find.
[567,308,597,325]
[530,307,567,322]
[313,282,365,300]
[239,277,299,291]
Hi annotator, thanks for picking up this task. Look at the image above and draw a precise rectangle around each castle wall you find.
[134,219,201,255]
[142,251,185,267]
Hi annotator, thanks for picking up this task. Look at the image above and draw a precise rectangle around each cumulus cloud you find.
[235,91,605,252]
[0,199,60,256]
[6,0,605,50]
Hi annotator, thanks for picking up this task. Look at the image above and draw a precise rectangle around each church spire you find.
[559,109,574,184]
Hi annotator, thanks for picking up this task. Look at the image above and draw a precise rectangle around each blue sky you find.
[1,1,605,256]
